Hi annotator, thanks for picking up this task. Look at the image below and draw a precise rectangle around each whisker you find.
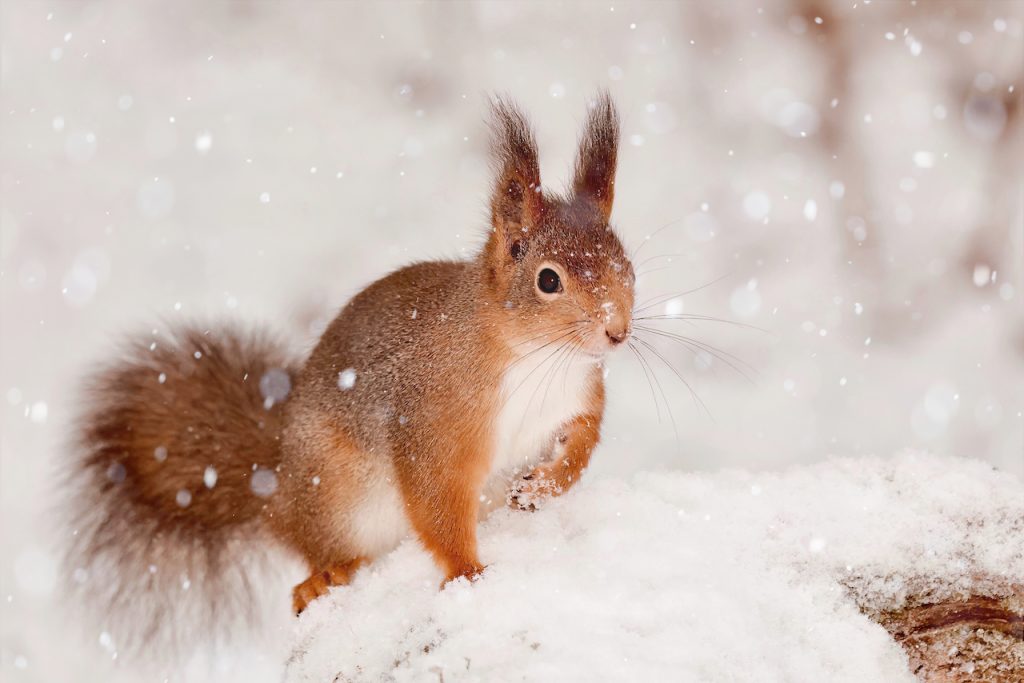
[632,252,684,272]
[627,340,663,424]
[517,332,581,434]
[531,334,577,409]
[560,336,587,397]
[506,327,582,371]
[509,320,589,349]
[500,334,578,411]
[633,326,756,380]
[633,335,713,423]
[629,218,684,260]
[635,325,757,375]
[632,273,734,315]
[630,339,683,449]
[633,325,757,384]
[633,314,769,335]
[540,331,584,416]
[635,264,686,279]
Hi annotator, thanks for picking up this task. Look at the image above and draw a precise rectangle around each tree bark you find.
[868,589,1023,682]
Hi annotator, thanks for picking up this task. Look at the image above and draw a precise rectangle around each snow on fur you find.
[284,451,1023,682]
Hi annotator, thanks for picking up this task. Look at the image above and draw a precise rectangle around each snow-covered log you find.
[285,451,1022,682]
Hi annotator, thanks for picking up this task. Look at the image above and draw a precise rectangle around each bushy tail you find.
[63,323,301,657]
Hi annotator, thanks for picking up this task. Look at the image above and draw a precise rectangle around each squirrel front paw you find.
[508,470,558,511]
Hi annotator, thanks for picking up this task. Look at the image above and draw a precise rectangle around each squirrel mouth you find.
[576,344,610,360]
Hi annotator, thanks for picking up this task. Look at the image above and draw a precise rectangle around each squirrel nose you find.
[605,328,629,346]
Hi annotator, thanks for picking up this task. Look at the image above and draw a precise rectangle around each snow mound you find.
[286,452,1023,682]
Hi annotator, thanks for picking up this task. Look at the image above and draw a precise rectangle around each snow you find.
[337,368,358,391]
[250,468,279,498]
[259,367,292,405]
[285,451,1023,682]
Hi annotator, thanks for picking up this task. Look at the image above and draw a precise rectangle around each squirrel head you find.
[483,92,634,358]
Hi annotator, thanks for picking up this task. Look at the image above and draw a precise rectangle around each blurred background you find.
[2,0,1021,680]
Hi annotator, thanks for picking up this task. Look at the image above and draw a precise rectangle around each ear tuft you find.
[573,90,620,221]
[489,95,542,235]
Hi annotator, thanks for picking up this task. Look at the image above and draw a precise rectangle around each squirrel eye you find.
[537,268,562,295]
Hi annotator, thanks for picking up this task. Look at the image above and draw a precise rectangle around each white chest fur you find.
[488,349,599,483]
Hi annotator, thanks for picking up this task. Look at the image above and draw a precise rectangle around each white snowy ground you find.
[285,451,1022,683]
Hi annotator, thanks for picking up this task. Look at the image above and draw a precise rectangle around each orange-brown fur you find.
[65,92,634,639]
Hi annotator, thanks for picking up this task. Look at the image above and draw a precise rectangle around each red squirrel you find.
[65,93,635,631]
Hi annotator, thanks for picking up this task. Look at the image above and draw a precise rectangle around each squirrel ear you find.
[572,91,619,222]
[489,96,543,253]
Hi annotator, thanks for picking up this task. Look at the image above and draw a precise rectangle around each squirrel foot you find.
[440,561,487,589]
[293,558,365,616]
[508,469,560,511]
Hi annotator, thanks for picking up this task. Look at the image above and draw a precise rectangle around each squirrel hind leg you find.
[292,557,366,615]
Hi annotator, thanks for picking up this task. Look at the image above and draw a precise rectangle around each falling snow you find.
[2,3,1022,682]
[250,468,279,498]
[337,368,357,391]
[260,368,292,406]
[194,131,213,154]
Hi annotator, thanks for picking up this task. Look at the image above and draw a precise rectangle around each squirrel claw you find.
[441,562,487,588]
[510,494,538,512]
[509,472,550,511]
[293,559,364,615]
[293,573,331,615]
